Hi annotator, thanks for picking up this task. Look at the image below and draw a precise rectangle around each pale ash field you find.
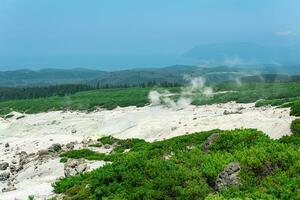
[0,102,295,199]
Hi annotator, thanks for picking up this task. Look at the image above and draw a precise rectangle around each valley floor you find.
[0,102,295,199]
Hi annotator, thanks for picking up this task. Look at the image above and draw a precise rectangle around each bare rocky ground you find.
[0,102,295,199]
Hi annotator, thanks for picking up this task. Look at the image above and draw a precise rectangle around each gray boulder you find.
[64,159,87,177]
[215,162,241,191]
[0,172,10,181]
[9,165,16,174]
[201,133,220,152]
[18,151,29,166]
[38,149,50,158]
[2,182,16,192]
[66,142,75,150]
[0,162,9,171]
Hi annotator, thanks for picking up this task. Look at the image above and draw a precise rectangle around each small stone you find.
[48,143,62,153]
[19,151,28,160]
[104,144,111,149]
[9,165,16,173]
[0,162,9,170]
[4,143,9,148]
[29,153,35,157]
[0,172,10,181]
[16,165,23,172]
[71,129,77,134]
[18,151,29,166]
[66,142,75,150]
[2,184,16,192]
[171,127,177,131]
[82,139,89,144]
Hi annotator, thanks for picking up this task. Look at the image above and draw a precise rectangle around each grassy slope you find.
[194,82,300,105]
[0,88,152,115]
[2,82,300,115]
[54,129,300,200]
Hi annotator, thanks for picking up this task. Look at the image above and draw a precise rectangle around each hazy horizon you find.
[1,0,300,70]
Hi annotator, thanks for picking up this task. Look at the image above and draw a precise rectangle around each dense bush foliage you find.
[194,82,300,105]
[0,84,94,101]
[53,129,300,199]
[0,87,153,115]
[280,119,300,146]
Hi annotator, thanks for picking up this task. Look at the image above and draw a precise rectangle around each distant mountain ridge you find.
[184,42,300,65]
[0,64,299,87]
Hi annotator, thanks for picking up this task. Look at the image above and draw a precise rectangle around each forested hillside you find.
[1,65,299,88]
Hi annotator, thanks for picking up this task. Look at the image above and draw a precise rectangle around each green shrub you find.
[280,119,300,145]
[97,136,120,145]
[291,119,300,135]
[53,129,300,200]
[290,101,300,116]
[59,157,68,163]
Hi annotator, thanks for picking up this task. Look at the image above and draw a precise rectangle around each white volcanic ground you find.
[0,102,296,200]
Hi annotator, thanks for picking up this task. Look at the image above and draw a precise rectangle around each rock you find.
[64,159,87,177]
[71,129,77,134]
[16,165,23,172]
[18,151,29,166]
[0,162,9,170]
[4,114,14,119]
[104,144,111,149]
[48,143,62,153]
[16,115,25,120]
[29,153,35,157]
[11,159,17,165]
[124,149,131,153]
[223,110,242,115]
[201,133,220,152]
[2,184,16,192]
[9,165,16,173]
[19,151,28,160]
[215,162,241,191]
[76,163,88,173]
[82,139,89,144]
[66,142,75,150]
[4,143,9,148]
[0,172,10,181]
[38,149,49,157]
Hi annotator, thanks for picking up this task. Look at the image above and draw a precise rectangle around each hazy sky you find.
[0,0,300,70]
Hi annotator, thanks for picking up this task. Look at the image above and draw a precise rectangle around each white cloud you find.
[275,31,297,36]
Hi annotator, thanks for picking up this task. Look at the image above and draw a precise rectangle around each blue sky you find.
[0,0,299,70]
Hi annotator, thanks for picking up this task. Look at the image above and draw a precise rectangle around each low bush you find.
[53,129,300,199]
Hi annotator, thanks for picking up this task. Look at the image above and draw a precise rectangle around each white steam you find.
[148,75,213,109]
